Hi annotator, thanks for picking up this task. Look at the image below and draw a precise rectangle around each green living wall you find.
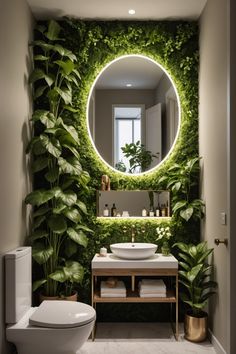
[34,19,199,320]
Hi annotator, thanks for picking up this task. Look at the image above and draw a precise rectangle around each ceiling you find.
[27,0,207,20]
[95,56,164,90]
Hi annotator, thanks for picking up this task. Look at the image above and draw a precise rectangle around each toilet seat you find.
[29,301,96,329]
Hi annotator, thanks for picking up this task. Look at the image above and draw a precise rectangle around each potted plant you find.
[121,140,158,173]
[159,157,204,221]
[174,241,217,342]
[156,226,173,255]
[25,20,92,299]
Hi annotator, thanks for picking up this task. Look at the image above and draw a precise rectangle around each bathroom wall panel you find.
[0,0,34,352]
[199,0,228,351]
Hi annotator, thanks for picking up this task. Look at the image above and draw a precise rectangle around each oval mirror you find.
[87,55,180,175]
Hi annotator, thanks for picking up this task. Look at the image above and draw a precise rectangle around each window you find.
[113,105,142,172]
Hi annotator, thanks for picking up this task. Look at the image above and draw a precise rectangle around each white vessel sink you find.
[110,242,157,260]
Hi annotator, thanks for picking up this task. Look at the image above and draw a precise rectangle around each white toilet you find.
[5,247,96,354]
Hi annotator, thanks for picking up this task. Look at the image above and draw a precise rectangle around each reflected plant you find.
[121,141,158,173]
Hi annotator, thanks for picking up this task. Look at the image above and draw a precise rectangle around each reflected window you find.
[113,106,142,172]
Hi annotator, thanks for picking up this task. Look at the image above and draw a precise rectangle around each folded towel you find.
[139,293,166,298]
[139,289,166,295]
[139,279,166,291]
[100,280,126,294]
[100,293,127,298]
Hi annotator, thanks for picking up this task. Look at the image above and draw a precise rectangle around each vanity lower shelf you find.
[93,289,176,303]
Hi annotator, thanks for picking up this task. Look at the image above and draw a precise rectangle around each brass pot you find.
[184,311,208,342]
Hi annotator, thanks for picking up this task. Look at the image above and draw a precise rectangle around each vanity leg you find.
[131,275,135,292]
[176,273,179,340]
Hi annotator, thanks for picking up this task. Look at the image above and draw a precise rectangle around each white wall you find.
[0,0,34,352]
[199,0,228,352]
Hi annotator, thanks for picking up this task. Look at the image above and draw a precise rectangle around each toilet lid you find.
[29,301,96,328]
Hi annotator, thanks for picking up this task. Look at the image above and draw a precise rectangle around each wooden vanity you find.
[91,253,179,340]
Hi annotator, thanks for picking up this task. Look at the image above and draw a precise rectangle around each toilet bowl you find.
[5,247,96,354]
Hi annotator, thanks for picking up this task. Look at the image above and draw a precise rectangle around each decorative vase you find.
[39,291,78,303]
[161,241,170,256]
[184,311,208,342]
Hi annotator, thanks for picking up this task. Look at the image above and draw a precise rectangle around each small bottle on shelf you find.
[142,207,147,217]
[149,206,154,217]
[111,203,117,217]
[155,204,161,217]
[103,204,109,217]
[161,204,166,217]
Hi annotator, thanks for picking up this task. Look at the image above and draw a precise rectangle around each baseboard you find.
[209,329,227,354]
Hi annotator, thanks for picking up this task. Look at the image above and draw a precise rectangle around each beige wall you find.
[199,0,228,352]
[0,0,34,352]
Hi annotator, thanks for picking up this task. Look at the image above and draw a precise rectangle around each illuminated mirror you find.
[87,55,180,175]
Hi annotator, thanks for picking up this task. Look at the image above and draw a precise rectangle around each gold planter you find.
[184,312,208,342]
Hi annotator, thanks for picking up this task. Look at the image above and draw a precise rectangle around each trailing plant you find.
[174,241,217,317]
[25,20,92,297]
[159,157,204,221]
[121,141,159,173]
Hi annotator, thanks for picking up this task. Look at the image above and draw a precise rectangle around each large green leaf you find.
[32,243,53,264]
[57,119,80,145]
[186,264,203,283]
[34,85,47,99]
[64,261,84,283]
[54,87,72,105]
[57,190,77,206]
[180,207,193,221]
[32,110,56,128]
[54,59,75,75]
[65,239,78,257]
[48,214,67,234]
[45,167,59,183]
[40,134,61,158]
[31,40,54,51]
[76,200,87,214]
[53,44,77,61]
[75,224,94,233]
[58,156,82,175]
[32,279,47,292]
[29,69,54,87]
[32,156,48,173]
[63,207,81,223]
[67,227,88,247]
[33,206,50,217]
[45,20,61,41]
[33,215,46,229]
[49,267,66,282]
[172,200,188,213]
[62,144,80,159]
[25,189,55,206]
[34,55,49,61]
[29,230,49,242]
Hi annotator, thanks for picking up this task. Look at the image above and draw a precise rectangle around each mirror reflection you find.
[88,55,180,174]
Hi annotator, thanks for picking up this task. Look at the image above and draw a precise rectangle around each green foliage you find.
[159,157,204,221]
[121,141,159,173]
[26,20,92,297]
[174,242,217,316]
[31,19,200,306]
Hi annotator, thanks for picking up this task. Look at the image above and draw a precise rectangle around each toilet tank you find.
[5,247,32,324]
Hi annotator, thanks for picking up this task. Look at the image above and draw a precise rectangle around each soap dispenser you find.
[103,204,109,217]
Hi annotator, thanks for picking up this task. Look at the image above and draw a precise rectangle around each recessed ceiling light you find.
[126,83,132,87]
[128,9,136,15]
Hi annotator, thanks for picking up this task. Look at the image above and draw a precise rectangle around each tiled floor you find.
[79,323,216,354]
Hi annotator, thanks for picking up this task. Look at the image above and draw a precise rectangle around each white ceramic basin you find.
[110,242,157,260]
